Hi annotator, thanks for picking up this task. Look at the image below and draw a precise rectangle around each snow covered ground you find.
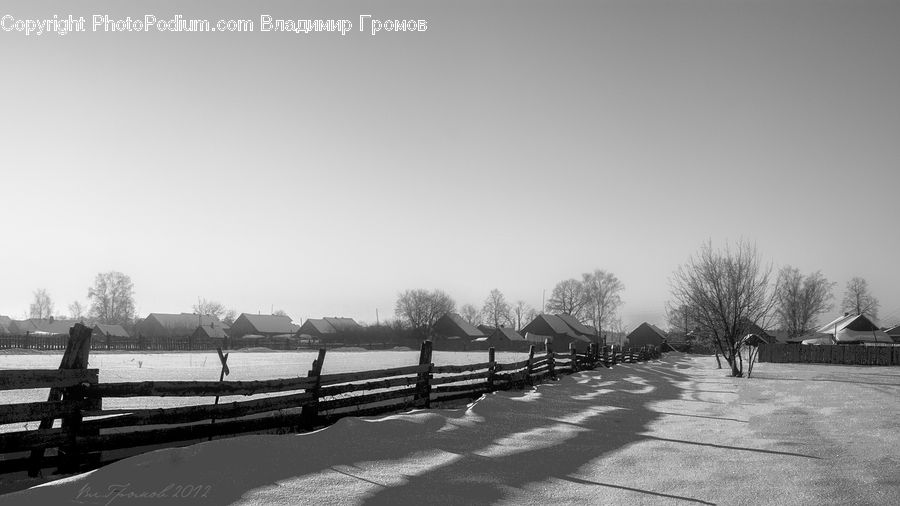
[3,354,900,505]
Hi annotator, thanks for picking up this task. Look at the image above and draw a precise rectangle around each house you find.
[0,315,13,335]
[626,322,669,347]
[191,323,228,342]
[811,313,893,344]
[137,313,224,339]
[298,317,363,342]
[433,313,488,341]
[885,325,900,344]
[520,314,594,350]
[92,324,132,339]
[10,318,78,336]
[229,313,300,339]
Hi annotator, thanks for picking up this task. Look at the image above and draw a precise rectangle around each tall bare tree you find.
[192,298,227,319]
[581,270,625,343]
[512,300,534,331]
[88,271,136,325]
[774,267,834,337]
[394,289,455,339]
[459,303,481,326]
[545,279,586,317]
[29,289,54,319]
[670,241,775,377]
[481,289,512,329]
[841,277,879,321]
[68,301,86,321]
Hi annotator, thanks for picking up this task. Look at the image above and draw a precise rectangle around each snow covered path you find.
[3,354,899,505]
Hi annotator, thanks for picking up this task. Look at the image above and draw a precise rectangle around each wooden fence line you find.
[758,343,900,366]
[1,327,661,479]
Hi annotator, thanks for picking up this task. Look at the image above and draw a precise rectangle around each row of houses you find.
[623,314,900,351]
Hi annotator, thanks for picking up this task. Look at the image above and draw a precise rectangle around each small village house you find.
[298,317,363,343]
[520,314,594,350]
[625,322,669,347]
[229,313,299,339]
[136,313,225,339]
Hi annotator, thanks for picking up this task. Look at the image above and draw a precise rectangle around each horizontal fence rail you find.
[0,323,661,480]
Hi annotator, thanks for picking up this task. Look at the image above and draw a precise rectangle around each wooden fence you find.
[0,324,660,479]
[758,343,900,366]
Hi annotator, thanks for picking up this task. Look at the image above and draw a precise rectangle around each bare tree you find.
[774,267,834,337]
[394,289,456,339]
[193,298,227,319]
[459,304,481,326]
[88,271,136,325]
[68,301,86,321]
[841,277,879,321]
[29,289,54,319]
[512,300,533,330]
[670,241,775,377]
[581,270,625,343]
[545,279,586,317]
[222,309,237,325]
[481,289,512,329]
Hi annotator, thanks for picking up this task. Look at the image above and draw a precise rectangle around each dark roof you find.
[886,325,900,336]
[239,313,299,334]
[148,313,222,334]
[626,322,668,342]
[14,318,78,335]
[556,314,596,336]
[435,313,488,338]
[492,327,525,341]
[323,317,362,332]
[303,319,336,334]
[193,325,228,339]
[93,324,131,338]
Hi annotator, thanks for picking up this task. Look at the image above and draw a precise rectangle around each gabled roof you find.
[194,325,228,339]
[626,322,669,341]
[303,319,336,334]
[815,313,891,343]
[14,318,78,335]
[492,327,525,341]
[323,317,361,332]
[93,324,131,338]
[435,313,488,338]
[149,313,221,330]
[556,314,596,336]
[885,325,900,336]
[238,313,299,334]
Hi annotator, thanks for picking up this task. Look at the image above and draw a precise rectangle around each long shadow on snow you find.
[358,356,706,505]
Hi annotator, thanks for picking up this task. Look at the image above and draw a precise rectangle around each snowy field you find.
[0,349,529,431]
[3,354,900,505]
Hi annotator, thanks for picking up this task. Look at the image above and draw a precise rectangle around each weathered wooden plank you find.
[82,391,317,430]
[319,399,417,421]
[432,383,490,395]
[0,369,99,391]
[317,364,429,387]
[431,361,492,374]
[318,376,418,397]
[0,427,70,453]
[430,371,491,386]
[93,376,319,397]
[0,399,94,425]
[72,413,312,453]
[494,359,530,372]
[318,387,418,412]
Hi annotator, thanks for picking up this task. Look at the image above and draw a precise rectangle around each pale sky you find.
[2,1,899,330]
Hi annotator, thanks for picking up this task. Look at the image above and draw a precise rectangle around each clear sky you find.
[2,1,899,330]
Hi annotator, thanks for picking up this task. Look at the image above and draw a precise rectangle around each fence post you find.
[525,345,536,385]
[301,348,326,428]
[415,340,433,408]
[545,338,555,378]
[487,347,496,391]
[570,343,578,373]
[27,323,93,476]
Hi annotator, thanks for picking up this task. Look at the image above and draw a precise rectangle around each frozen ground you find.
[3,354,900,505]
